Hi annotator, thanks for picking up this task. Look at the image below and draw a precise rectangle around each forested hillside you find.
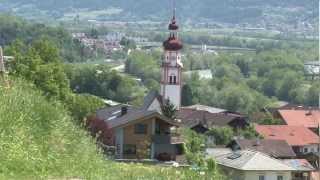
[1,0,317,23]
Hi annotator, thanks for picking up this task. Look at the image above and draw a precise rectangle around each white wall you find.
[147,99,162,113]
[245,171,291,180]
[299,144,319,154]
[161,84,181,109]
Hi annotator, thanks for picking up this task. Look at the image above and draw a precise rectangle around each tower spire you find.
[173,0,176,20]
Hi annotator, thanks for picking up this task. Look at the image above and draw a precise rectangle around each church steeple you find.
[160,0,183,110]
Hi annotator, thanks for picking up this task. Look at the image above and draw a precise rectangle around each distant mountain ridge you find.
[1,0,317,24]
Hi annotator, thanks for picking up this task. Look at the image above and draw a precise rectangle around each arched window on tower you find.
[169,74,177,84]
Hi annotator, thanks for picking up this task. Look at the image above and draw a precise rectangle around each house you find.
[282,159,315,180]
[255,125,320,156]
[96,92,184,161]
[177,104,248,133]
[208,149,295,180]
[227,139,296,159]
[275,109,320,133]
[255,125,320,168]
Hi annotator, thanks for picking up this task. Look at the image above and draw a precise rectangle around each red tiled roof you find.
[278,110,320,128]
[255,125,320,146]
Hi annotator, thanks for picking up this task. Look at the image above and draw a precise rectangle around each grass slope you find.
[0,80,221,179]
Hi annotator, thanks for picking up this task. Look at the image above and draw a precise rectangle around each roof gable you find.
[141,90,163,112]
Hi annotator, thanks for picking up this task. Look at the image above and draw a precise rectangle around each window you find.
[258,175,265,180]
[277,175,283,180]
[304,148,308,153]
[169,76,173,84]
[134,124,147,134]
[173,76,177,84]
[123,144,136,155]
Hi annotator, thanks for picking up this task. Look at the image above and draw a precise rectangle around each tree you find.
[181,84,194,106]
[182,128,206,166]
[120,37,136,50]
[89,28,99,39]
[65,93,105,125]
[7,39,71,100]
[161,99,177,119]
[206,127,234,145]
[86,116,114,146]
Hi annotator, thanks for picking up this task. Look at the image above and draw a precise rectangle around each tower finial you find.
[172,0,176,20]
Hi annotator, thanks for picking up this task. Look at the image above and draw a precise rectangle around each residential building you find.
[255,125,320,156]
[275,109,320,133]
[177,104,248,133]
[227,139,296,159]
[282,159,315,180]
[96,100,184,161]
[208,149,295,180]
[255,125,320,168]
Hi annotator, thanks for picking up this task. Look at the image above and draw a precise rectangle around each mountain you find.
[1,0,317,24]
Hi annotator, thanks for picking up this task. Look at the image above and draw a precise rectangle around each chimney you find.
[121,106,128,116]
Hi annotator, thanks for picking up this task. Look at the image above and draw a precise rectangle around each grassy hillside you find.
[0,79,223,179]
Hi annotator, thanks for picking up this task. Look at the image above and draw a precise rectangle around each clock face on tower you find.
[160,6,183,110]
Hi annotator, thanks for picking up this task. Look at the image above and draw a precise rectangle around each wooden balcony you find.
[152,134,184,144]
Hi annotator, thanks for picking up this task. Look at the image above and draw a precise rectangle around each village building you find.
[177,104,248,133]
[274,109,320,133]
[255,125,320,168]
[208,149,295,180]
[96,103,184,161]
[282,159,315,180]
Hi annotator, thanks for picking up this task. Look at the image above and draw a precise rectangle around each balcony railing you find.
[152,134,184,144]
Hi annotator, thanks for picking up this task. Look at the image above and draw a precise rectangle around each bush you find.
[206,127,234,145]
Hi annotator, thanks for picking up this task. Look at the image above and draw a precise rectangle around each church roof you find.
[141,90,163,111]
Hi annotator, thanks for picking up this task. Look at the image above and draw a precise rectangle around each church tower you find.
[161,5,183,110]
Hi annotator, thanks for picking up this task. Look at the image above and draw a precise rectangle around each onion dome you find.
[163,36,183,51]
[168,19,179,30]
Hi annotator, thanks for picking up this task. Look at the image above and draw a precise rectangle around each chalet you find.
[177,104,248,133]
[227,139,296,159]
[208,149,295,180]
